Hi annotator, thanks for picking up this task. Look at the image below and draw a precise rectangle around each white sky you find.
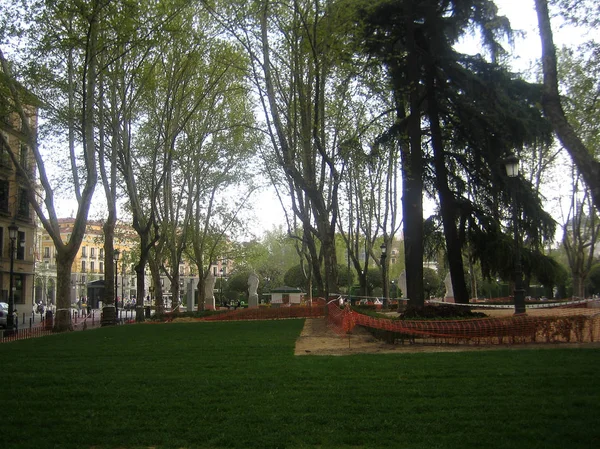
[250,0,578,235]
[53,0,595,239]
[254,1,598,237]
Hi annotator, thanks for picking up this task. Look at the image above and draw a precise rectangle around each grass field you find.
[1,319,599,449]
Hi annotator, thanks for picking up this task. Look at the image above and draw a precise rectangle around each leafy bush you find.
[400,304,487,320]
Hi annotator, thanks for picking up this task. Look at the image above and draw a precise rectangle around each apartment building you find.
[0,110,37,312]
[38,218,231,307]
[37,218,138,304]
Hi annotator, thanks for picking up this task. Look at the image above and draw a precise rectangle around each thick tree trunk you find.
[134,232,150,322]
[427,68,470,304]
[572,273,584,299]
[135,261,147,322]
[316,217,338,299]
[401,153,424,309]
[102,219,117,325]
[196,271,205,312]
[54,252,74,332]
[149,254,163,313]
[304,227,325,297]
[400,8,425,309]
[171,270,180,311]
[535,0,600,213]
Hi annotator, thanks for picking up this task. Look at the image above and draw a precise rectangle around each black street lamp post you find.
[42,261,49,307]
[380,242,388,308]
[504,152,526,315]
[7,223,18,334]
[114,249,120,321]
[121,259,125,310]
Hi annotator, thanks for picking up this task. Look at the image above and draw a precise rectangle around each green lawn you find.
[1,319,598,449]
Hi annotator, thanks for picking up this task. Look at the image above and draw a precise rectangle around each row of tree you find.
[225,226,596,302]
[0,0,598,331]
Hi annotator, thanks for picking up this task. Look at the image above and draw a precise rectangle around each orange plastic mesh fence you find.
[327,301,355,335]
[327,302,600,345]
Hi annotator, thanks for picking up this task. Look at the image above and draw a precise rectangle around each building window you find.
[14,274,23,304]
[81,260,86,272]
[0,180,8,213]
[0,133,11,167]
[20,144,29,171]
[17,231,25,260]
[17,188,29,217]
[43,246,50,258]
[99,261,104,273]
[90,247,95,258]
[99,248,104,259]
[81,246,87,257]
[90,261,95,272]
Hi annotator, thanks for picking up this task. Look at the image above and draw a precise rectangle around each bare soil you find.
[294,314,600,356]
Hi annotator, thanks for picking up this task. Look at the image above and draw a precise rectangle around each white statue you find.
[248,272,259,308]
[444,273,454,301]
[204,272,216,310]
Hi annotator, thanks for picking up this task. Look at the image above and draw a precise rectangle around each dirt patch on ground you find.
[294,316,600,356]
[170,317,198,323]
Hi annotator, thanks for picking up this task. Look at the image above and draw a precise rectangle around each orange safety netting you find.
[326,302,600,345]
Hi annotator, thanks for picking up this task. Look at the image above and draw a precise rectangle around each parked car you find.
[0,302,9,328]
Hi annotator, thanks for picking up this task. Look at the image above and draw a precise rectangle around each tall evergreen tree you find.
[361,0,556,305]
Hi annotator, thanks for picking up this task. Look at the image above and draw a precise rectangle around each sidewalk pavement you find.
[14,308,102,331]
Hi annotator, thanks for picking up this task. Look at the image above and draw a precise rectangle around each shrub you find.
[400,304,487,320]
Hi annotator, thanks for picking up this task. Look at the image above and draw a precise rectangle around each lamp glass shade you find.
[380,242,387,255]
[114,249,121,261]
[8,223,18,240]
[504,153,519,177]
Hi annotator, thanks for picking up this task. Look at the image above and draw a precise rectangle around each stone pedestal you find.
[204,294,215,311]
[186,281,194,311]
[248,294,259,308]
[204,273,216,310]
